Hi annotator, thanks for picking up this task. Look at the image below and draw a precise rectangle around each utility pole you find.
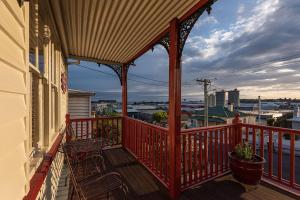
[196,79,211,127]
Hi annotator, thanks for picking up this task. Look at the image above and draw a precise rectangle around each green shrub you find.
[235,142,253,160]
[153,111,168,123]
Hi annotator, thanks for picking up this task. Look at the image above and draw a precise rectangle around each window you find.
[29,2,37,66]
[31,73,39,149]
[51,87,59,131]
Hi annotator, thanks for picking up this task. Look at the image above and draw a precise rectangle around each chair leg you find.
[70,185,74,200]
[65,173,69,186]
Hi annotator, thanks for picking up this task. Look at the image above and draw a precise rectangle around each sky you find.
[69,0,300,102]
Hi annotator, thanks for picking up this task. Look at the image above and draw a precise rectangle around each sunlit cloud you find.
[276,68,296,73]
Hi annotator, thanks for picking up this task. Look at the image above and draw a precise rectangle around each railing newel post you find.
[232,113,242,146]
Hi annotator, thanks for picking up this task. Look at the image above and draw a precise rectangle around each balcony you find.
[25,115,299,199]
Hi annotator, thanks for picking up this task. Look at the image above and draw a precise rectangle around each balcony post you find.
[168,18,181,199]
[122,64,128,147]
[232,113,242,145]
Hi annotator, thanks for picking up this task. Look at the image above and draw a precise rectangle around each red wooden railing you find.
[180,125,236,190]
[26,114,300,199]
[124,117,169,187]
[239,123,300,193]
[68,116,122,145]
[123,116,300,196]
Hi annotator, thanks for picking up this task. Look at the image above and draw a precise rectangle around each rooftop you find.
[194,106,248,118]
[68,89,96,97]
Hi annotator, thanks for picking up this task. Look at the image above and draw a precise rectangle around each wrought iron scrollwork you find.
[100,64,130,85]
[157,33,170,54]
[101,64,122,85]
[152,1,216,56]
[178,0,216,56]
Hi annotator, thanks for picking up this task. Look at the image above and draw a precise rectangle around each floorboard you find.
[66,147,297,200]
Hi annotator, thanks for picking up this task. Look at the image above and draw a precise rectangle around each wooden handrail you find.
[124,116,168,132]
[242,123,300,134]
[70,116,122,122]
[181,124,234,134]
[24,133,64,200]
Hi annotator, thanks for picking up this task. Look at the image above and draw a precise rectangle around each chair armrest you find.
[79,172,123,186]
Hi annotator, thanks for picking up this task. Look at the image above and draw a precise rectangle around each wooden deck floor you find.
[71,147,298,200]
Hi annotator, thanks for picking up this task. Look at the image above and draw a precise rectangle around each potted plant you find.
[229,142,265,185]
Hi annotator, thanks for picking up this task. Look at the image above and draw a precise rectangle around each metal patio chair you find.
[62,144,128,199]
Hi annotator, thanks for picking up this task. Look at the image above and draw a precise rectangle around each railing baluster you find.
[156,130,159,171]
[193,133,197,182]
[209,131,213,177]
[214,130,218,175]
[183,134,187,186]
[220,129,223,173]
[81,121,83,139]
[139,121,142,158]
[160,131,163,177]
[229,126,232,151]
[150,127,154,169]
[204,131,208,178]
[224,128,228,169]
[188,134,192,184]
[86,121,88,138]
[245,126,249,142]
[165,132,168,182]
[252,128,256,154]
[290,132,295,187]
[260,128,264,158]
[199,131,203,181]
[268,130,273,178]
[278,131,282,182]
[76,121,78,139]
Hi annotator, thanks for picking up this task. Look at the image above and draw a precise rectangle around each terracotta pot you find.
[228,151,265,185]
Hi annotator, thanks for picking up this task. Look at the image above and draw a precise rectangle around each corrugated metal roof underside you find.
[49,0,204,64]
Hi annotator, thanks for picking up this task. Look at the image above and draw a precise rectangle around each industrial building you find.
[228,89,240,108]
[216,90,226,107]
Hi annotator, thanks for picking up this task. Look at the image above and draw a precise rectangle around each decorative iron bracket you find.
[100,63,131,85]
[152,0,216,56]
[178,0,216,56]
[155,33,170,54]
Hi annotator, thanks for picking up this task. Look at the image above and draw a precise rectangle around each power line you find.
[73,64,196,88]
[232,53,300,73]
[73,64,169,88]
[128,73,168,83]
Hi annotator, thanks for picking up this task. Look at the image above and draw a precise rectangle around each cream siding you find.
[0,0,68,199]
[0,1,28,199]
[68,96,91,118]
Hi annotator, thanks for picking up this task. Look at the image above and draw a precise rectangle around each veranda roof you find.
[49,0,211,64]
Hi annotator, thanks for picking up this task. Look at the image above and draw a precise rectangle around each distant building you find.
[216,90,226,107]
[114,108,140,119]
[68,89,95,118]
[208,94,216,107]
[228,89,240,108]
[288,105,300,130]
[190,106,256,127]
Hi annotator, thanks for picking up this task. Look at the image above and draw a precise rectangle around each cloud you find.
[276,68,296,73]
[181,0,300,99]
[69,0,300,101]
